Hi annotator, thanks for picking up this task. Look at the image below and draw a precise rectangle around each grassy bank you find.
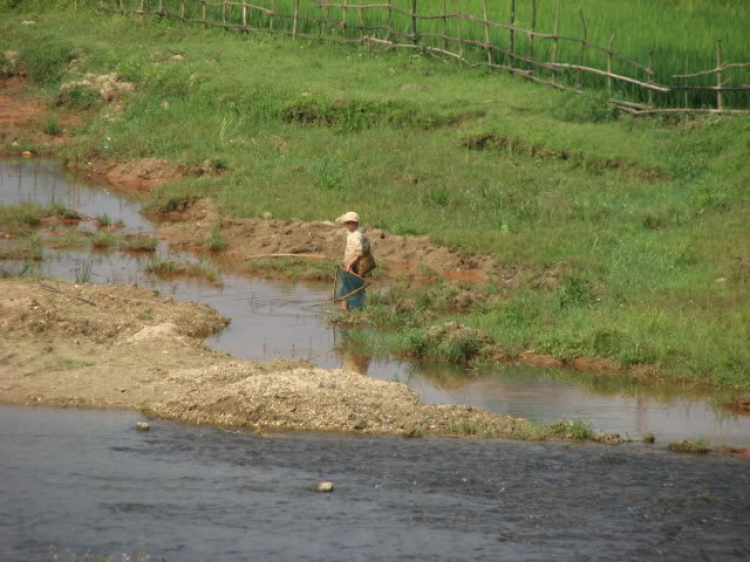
[1,4,750,390]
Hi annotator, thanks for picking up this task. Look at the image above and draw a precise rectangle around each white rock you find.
[136,421,150,431]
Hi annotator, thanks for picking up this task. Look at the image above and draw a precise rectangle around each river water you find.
[2,159,750,560]
[2,158,748,447]
[1,404,749,562]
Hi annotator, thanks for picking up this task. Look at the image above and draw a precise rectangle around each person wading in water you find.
[337,211,376,310]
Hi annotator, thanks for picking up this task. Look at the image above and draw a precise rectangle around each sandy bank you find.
[0,278,543,439]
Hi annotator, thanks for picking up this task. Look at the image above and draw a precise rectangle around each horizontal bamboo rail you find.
[99,0,750,114]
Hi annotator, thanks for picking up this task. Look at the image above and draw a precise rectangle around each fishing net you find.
[333,267,369,310]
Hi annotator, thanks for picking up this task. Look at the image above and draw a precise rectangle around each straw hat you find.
[336,211,360,224]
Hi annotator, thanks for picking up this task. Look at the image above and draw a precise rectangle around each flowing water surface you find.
[1,404,749,562]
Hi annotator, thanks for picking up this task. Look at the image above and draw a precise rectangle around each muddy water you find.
[2,159,750,447]
[1,404,749,562]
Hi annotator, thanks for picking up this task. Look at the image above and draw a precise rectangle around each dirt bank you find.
[0,278,565,439]
[159,198,510,281]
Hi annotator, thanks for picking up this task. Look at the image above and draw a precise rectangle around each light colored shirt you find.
[344,229,370,265]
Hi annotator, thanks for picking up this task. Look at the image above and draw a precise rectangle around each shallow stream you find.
[2,158,749,447]
[1,159,750,561]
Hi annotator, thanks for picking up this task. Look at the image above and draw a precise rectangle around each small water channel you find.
[2,159,750,447]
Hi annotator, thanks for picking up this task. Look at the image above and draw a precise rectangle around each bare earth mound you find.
[0,279,527,438]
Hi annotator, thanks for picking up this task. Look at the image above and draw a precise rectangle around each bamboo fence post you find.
[270,0,276,31]
[456,0,464,61]
[509,0,516,69]
[242,2,248,34]
[387,2,393,44]
[577,9,587,90]
[716,40,723,110]
[119,0,124,12]
[411,0,418,45]
[180,0,185,19]
[481,0,492,65]
[202,0,207,29]
[320,1,328,38]
[528,0,537,72]
[359,3,365,43]
[683,56,690,108]
[647,51,654,106]
[140,0,145,14]
[342,0,349,36]
[221,0,226,26]
[442,0,448,50]
[606,34,615,98]
[158,0,163,14]
[551,0,561,83]
[293,0,301,39]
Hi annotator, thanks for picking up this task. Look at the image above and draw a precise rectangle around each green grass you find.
[42,114,61,136]
[118,234,158,252]
[97,0,750,107]
[205,223,227,252]
[91,230,116,247]
[95,213,111,228]
[2,5,749,390]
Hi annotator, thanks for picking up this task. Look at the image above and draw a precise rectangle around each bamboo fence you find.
[97,0,750,114]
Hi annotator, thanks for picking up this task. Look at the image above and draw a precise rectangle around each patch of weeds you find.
[60,85,100,110]
[553,92,619,124]
[145,258,220,282]
[282,98,475,132]
[18,35,74,85]
[49,203,80,220]
[450,419,479,436]
[312,157,346,192]
[511,419,593,441]
[137,311,153,321]
[74,259,94,284]
[146,194,200,214]
[45,230,87,249]
[43,115,61,136]
[668,439,710,454]
[208,157,227,171]
[0,203,42,235]
[118,235,158,252]
[91,231,116,248]
[416,263,440,282]
[245,257,338,281]
[205,223,227,252]
[95,213,111,228]
[558,275,594,309]
[427,187,450,208]
[0,235,42,261]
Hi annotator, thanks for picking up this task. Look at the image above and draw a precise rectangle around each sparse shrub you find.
[206,224,227,252]
[18,36,74,85]
[60,85,100,110]
[91,231,116,248]
[118,235,158,252]
[95,213,111,228]
[43,115,61,136]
